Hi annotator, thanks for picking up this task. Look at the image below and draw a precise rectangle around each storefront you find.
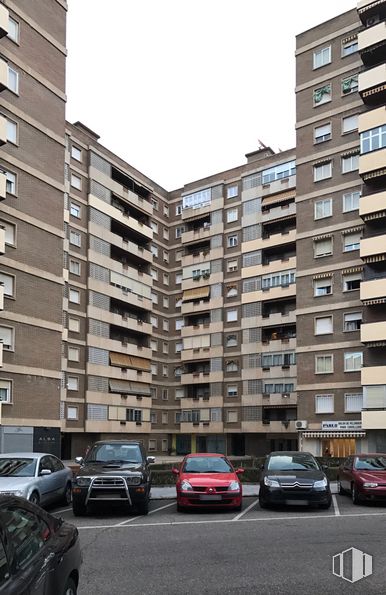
[300,421,366,457]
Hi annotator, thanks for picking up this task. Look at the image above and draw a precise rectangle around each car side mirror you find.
[40,469,52,476]
[260,464,265,471]
[172,467,179,476]
[321,464,328,472]
[235,468,244,475]
[75,457,84,465]
[147,456,156,464]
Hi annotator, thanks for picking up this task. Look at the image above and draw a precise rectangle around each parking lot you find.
[50,494,386,594]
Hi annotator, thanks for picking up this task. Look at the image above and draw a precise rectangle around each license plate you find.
[199,495,222,501]
[286,499,308,506]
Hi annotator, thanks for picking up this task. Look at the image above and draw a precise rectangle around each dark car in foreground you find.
[0,494,81,594]
[72,440,155,516]
[172,453,244,511]
[259,451,331,509]
[338,453,386,504]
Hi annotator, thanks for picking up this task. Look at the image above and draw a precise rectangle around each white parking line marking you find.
[54,507,73,514]
[115,515,142,527]
[77,510,386,530]
[114,501,175,526]
[232,498,258,521]
[332,495,340,516]
[148,502,175,515]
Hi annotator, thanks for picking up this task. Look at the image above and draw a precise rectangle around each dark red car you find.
[338,453,386,504]
[172,453,244,512]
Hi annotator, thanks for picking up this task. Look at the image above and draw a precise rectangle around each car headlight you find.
[180,480,193,491]
[1,490,24,497]
[126,476,142,486]
[314,478,328,489]
[363,482,378,488]
[76,477,91,487]
[264,477,280,488]
[228,481,241,492]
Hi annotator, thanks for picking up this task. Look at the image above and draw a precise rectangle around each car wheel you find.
[176,503,185,513]
[352,484,361,505]
[63,576,77,595]
[72,500,87,516]
[137,499,149,515]
[319,499,332,510]
[259,497,269,509]
[29,491,40,506]
[338,479,345,495]
[62,482,72,505]
[234,503,242,512]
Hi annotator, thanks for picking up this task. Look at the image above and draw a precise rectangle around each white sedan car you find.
[0,452,73,507]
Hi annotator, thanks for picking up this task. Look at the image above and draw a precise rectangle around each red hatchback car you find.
[172,453,244,512]
[338,453,386,504]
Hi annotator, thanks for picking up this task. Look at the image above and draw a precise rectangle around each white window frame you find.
[342,114,358,134]
[67,406,78,420]
[0,272,15,297]
[0,379,12,403]
[70,202,81,218]
[68,346,80,362]
[313,46,331,69]
[343,311,362,332]
[342,154,359,173]
[314,316,333,335]
[227,186,238,199]
[343,191,360,213]
[343,273,361,292]
[0,325,14,350]
[315,394,334,414]
[7,17,19,43]
[69,288,80,304]
[343,232,361,252]
[226,309,238,323]
[313,84,332,106]
[7,66,19,94]
[315,354,333,374]
[227,235,238,248]
[70,173,82,190]
[0,220,16,246]
[6,119,17,144]
[313,237,333,258]
[344,393,363,413]
[71,146,82,161]
[5,171,16,195]
[69,259,81,276]
[67,376,79,391]
[342,38,358,57]
[344,352,363,372]
[313,162,332,182]
[314,123,331,143]
[226,208,238,223]
[69,230,81,247]
[68,317,80,333]
[314,198,332,220]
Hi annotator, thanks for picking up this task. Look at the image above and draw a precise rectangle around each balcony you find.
[361,411,386,430]
[359,149,386,179]
[182,395,223,408]
[181,321,223,337]
[0,4,8,38]
[0,342,3,367]
[241,420,296,433]
[87,305,152,335]
[180,371,224,384]
[88,278,152,312]
[242,283,296,305]
[181,197,224,221]
[358,21,386,66]
[360,277,386,302]
[182,246,223,267]
[87,362,151,384]
[0,285,4,311]
[0,226,5,254]
[0,58,8,93]
[85,420,151,434]
[90,166,153,216]
[89,194,152,240]
[182,223,224,244]
[180,346,223,361]
[261,175,296,197]
[261,311,296,327]
[360,234,386,261]
[362,365,386,385]
[357,0,386,25]
[361,321,386,345]
[0,115,6,146]
[182,271,223,291]
[261,337,296,352]
[358,64,386,105]
[242,256,296,279]
[360,190,386,220]
[0,171,6,200]
[180,421,224,434]
[181,298,216,315]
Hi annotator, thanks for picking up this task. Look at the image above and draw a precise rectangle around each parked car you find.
[338,453,386,504]
[0,494,81,594]
[0,453,73,507]
[259,451,331,509]
[172,453,244,512]
[72,440,155,516]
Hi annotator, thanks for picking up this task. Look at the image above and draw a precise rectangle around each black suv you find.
[72,440,155,516]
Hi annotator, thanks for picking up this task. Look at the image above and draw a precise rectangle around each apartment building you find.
[0,0,385,459]
[0,0,66,455]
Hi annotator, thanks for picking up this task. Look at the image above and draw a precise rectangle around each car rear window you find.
[267,455,319,471]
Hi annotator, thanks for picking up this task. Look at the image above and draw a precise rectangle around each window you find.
[226,361,238,373]
[262,161,296,184]
[150,339,157,351]
[126,409,142,423]
[344,312,362,332]
[151,198,158,210]
[69,230,81,247]
[150,268,158,281]
[150,221,158,234]
[227,235,238,248]
[342,114,358,134]
[163,228,169,241]
[151,363,157,375]
[175,388,184,399]
[163,273,169,286]
[342,74,358,95]
[315,394,334,414]
[360,125,386,154]
[8,16,19,43]
[314,123,331,143]
[151,244,158,257]
[148,439,157,451]
[313,84,331,106]
[163,296,169,308]
[262,270,295,289]
[226,286,237,298]
[0,272,15,297]
[344,352,362,372]
[151,315,158,328]
[227,186,238,199]
[343,232,361,252]
[175,318,184,331]
[227,410,238,423]
[0,326,13,350]
[227,260,238,272]
[225,335,237,348]
[175,226,185,238]
[68,346,80,362]
[69,260,81,276]
[70,202,81,218]
[163,205,169,218]
[69,288,80,304]
[6,119,17,144]
[176,203,182,216]
[313,277,332,296]
[175,272,182,284]
[315,316,333,335]
[0,380,11,403]
[3,508,50,568]
[183,188,211,210]
[211,408,222,422]
[313,46,331,69]
[314,198,332,219]
[343,273,361,291]
[68,317,80,333]
[313,162,332,182]
[226,208,238,223]
[162,365,168,377]
[7,66,19,94]
[345,393,363,413]
[71,146,82,161]
[70,174,81,190]
[227,385,238,398]
[151,291,158,304]
[5,172,16,195]
[343,191,360,212]
[313,237,332,257]
[0,220,16,246]
[161,412,168,424]
[226,309,238,323]
[67,376,79,391]
[175,341,183,353]
[67,406,78,420]
[150,411,157,424]
[315,354,333,374]
[162,319,169,332]
[342,38,358,56]
[162,342,168,355]
[342,154,359,173]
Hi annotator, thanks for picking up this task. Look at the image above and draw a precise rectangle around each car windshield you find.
[183,456,232,473]
[354,456,386,470]
[267,455,319,471]
[86,444,142,464]
[0,458,37,477]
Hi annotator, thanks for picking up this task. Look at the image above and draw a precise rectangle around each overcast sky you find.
[66,0,355,190]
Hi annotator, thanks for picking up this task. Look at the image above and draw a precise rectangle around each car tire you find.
[72,500,87,516]
[319,499,332,510]
[29,491,40,506]
[234,503,242,512]
[338,479,345,495]
[259,497,269,509]
[137,500,149,515]
[62,482,72,505]
[351,484,361,505]
[176,503,185,513]
[63,576,77,595]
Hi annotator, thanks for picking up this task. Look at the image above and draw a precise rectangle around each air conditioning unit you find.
[366,15,379,26]
[295,420,308,430]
